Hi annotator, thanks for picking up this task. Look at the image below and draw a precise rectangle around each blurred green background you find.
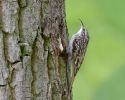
[66,0,125,100]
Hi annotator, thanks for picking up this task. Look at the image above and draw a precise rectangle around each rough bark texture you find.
[0,0,71,100]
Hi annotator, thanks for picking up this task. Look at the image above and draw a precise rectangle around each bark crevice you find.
[0,0,71,100]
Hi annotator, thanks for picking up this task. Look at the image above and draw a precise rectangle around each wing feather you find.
[69,33,89,91]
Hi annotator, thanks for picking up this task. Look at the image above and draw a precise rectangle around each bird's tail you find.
[69,71,75,92]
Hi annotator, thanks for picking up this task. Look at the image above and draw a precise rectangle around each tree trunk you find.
[0,0,71,100]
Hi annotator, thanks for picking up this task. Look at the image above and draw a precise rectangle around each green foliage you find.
[66,0,125,100]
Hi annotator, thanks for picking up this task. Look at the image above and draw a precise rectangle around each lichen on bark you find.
[0,0,71,100]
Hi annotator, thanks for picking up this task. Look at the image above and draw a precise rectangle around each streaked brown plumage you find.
[68,19,90,91]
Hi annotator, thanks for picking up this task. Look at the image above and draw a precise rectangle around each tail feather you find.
[69,72,75,92]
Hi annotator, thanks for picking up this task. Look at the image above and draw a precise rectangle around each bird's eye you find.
[83,29,85,31]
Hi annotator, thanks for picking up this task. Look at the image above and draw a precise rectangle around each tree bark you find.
[0,0,71,100]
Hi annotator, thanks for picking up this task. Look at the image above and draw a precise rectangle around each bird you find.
[68,19,90,91]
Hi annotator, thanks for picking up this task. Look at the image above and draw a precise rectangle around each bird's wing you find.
[69,34,89,91]
[72,34,87,75]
